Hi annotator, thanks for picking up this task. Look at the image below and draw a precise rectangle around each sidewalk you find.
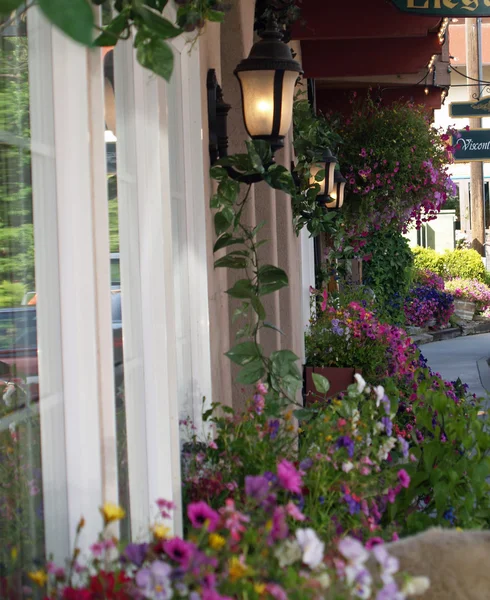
[421,332,490,399]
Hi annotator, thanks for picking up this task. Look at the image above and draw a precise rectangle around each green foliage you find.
[390,369,490,532]
[0,280,25,307]
[0,0,227,82]
[412,246,486,282]
[443,248,486,281]
[0,37,35,294]
[362,227,413,322]
[411,246,444,275]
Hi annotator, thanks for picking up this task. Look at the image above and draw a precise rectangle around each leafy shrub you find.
[404,286,454,328]
[443,248,485,281]
[0,281,26,308]
[445,278,490,311]
[411,246,486,282]
[411,247,444,276]
[362,228,413,322]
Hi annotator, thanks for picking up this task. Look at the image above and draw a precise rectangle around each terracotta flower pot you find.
[304,366,360,406]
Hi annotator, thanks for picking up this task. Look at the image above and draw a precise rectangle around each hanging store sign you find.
[450,99,490,118]
[391,0,490,17]
[452,128,490,162]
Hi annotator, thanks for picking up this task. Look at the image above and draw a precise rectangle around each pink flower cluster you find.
[445,278,490,311]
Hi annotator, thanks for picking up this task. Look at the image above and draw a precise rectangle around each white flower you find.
[274,539,302,568]
[377,437,396,461]
[375,421,385,433]
[315,572,331,589]
[295,528,325,569]
[338,536,369,565]
[342,461,354,473]
[374,385,385,407]
[354,373,366,393]
[402,576,430,596]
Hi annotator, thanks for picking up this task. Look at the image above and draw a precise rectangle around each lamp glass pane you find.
[278,70,299,136]
[327,162,336,195]
[236,70,276,137]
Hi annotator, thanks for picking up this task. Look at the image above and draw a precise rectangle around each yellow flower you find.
[10,547,17,561]
[209,533,226,551]
[28,570,48,587]
[325,435,333,442]
[254,583,266,594]
[100,503,126,524]
[229,556,249,582]
[153,524,171,540]
[284,411,293,422]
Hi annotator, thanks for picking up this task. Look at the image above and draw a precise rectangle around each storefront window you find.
[103,46,130,541]
[0,11,44,596]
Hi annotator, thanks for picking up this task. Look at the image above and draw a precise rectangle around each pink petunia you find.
[187,501,220,532]
[277,459,304,494]
[398,469,411,489]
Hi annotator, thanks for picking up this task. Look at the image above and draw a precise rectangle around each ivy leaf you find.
[264,164,296,195]
[214,208,234,236]
[94,11,130,46]
[257,265,289,296]
[136,6,183,39]
[246,142,265,174]
[236,359,266,385]
[136,34,174,81]
[214,255,248,269]
[251,296,266,320]
[312,373,330,394]
[263,321,284,335]
[38,0,94,46]
[213,233,245,253]
[206,9,225,22]
[249,140,273,165]
[143,0,168,11]
[0,0,24,15]
[270,349,299,378]
[225,342,262,366]
[226,279,255,299]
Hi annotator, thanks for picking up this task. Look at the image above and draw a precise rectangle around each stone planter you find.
[453,299,476,321]
[304,366,360,405]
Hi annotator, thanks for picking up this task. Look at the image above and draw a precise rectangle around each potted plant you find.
[304,295,414,403]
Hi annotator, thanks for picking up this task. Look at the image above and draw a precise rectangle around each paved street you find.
[421,333,490,399]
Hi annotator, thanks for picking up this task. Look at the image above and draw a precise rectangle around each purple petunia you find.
[163,538,195,569]
[245,475,270,502]
[336,435,355,458]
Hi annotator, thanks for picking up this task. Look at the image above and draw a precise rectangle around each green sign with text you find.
[452,129,490,162]
[391,0,490,17]
[450,99,490,118]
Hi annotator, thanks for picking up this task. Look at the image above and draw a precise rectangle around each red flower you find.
[62,589,92,600]
[88,571,131,599]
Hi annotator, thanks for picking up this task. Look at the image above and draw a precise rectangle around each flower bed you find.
[404,285,454,328]
[444,278,490,314]
[36,472,430,600]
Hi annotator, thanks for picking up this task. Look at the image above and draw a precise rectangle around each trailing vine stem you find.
[211,140,307,409]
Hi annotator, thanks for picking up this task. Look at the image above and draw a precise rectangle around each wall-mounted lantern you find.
[234,24,303,152]
[207,21,302,183]
[309,148,337,198]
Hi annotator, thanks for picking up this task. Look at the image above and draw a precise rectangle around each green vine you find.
[211,140,305,408]
[0,0,227,81]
